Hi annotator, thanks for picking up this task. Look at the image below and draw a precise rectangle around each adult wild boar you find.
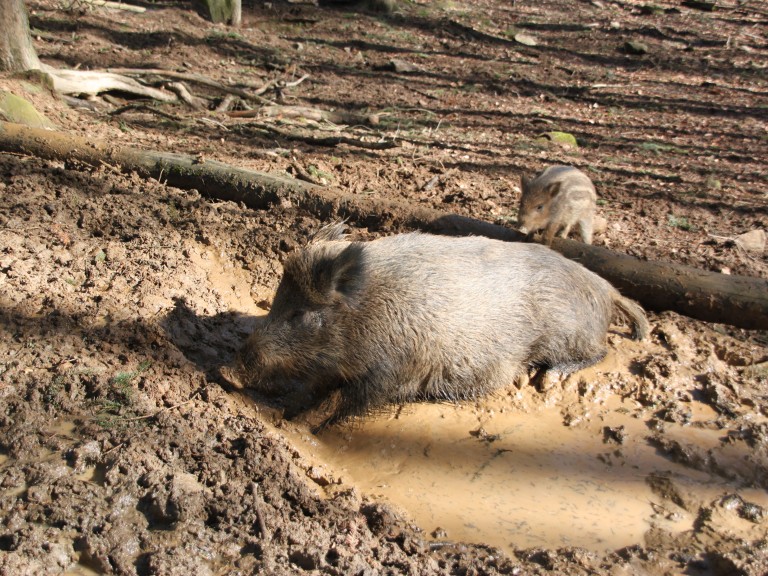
[231,224,648,422]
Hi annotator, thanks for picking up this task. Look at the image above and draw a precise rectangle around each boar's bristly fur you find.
[233,229,648,422]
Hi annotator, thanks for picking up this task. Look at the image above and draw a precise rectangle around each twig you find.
[122,390,201,422]
[589,83,640,90]
[230,104,377,126]
[471,448,514,481]
[109,103,185,122]
[284,74,310,88]
[197,117,230,131]
[707,233,734,242]
[243,123,398,150]
[250,482,270,541]
[215,94,239,113]
[255,504,269,541]
[102,441,126,456]
[290,161,326,186]
[250,74,310,95]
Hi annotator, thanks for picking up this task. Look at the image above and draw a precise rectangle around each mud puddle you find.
[284,392,768,554]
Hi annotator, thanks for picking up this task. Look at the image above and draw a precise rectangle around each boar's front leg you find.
[314,366,404,429]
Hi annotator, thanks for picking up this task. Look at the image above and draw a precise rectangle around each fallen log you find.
[1,120,766,330]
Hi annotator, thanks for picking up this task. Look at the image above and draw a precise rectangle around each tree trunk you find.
[231,0,241,27]
[197,0,240,25]
[1,120,766,330]
[0,0,41,72]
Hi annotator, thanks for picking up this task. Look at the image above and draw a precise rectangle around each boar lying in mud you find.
[519,165,598,245]
[230,224,648,423]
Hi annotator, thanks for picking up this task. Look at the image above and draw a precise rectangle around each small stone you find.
[734,229,765,254]
[538,131,578,148]
[389,59,422,73]
[624,40,649,55]
[514,33,539,47]
[307,465,333,487]
[431,527,448,539]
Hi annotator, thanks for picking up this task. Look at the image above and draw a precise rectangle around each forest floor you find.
[1,0,767,574]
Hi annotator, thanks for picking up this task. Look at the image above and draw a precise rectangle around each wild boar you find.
[231,225,648,422]
[519,165,598,245]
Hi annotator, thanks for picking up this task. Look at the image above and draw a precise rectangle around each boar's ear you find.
[543,182,561,198]
[310,221,348,244]
[521,174,531,191]
[310,243,363,300]
[332,244,364,297]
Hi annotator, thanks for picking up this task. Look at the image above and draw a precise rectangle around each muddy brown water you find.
[277,364,768,555]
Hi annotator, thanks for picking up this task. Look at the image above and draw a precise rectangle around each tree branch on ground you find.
[28,68,178,101]
[108,68,283,105]
[109,103,186,122]
[228,104,379,126]
[70,0,147,13]
[236,122,398,150]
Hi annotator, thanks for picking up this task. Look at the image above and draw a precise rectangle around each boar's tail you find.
[612,292,650,341]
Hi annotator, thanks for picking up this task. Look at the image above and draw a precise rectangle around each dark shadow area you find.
[371,9,764,79]
[29,14,278,69]
[159,296,254,373]
[158,298,324,418]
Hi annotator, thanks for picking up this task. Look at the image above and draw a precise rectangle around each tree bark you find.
[197,0,240,24]
[1,120,766,330]
[0,0,41,72]
[231,0,241,27]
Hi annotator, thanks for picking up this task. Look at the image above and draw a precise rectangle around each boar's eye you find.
[536,204,544,211]
[288,309,308,323]
[287,309,323,330]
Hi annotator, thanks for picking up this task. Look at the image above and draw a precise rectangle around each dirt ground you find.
[1,0,767,574]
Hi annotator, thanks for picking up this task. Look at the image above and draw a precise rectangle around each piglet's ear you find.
[543,182,561,198]
[521,174,531,190]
